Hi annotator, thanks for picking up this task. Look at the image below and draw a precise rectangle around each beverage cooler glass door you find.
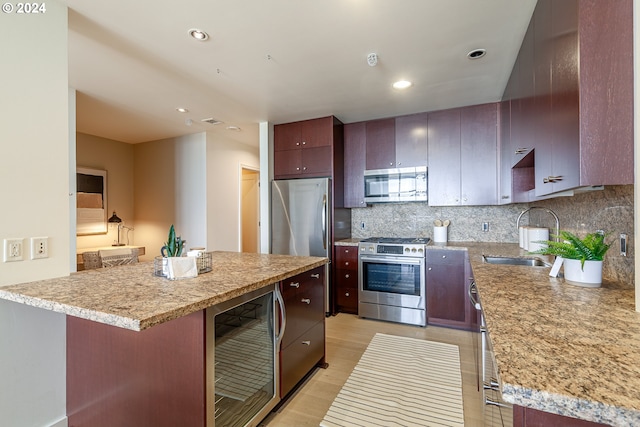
[206,284,283,427]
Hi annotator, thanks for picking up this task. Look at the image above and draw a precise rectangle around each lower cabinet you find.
[334,245,358,314]
[279,266,326,397]
[426,249,474,330]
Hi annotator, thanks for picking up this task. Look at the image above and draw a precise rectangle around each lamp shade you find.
[108,211,122,224]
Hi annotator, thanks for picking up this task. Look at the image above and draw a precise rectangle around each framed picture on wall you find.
[76,167,107,235]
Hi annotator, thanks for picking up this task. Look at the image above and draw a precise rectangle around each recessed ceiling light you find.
[467,48,486,59]
[176,107,189,113]
[188,29,209,41]
[393,80,413,90]
[226,126,241,132]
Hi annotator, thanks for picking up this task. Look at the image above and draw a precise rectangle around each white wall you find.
[133,133,207,259]
[0,1,69,425]
[76,133,136,249]
[206,134,260,251]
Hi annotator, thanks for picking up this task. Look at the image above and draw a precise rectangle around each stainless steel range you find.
[358,237,429,326]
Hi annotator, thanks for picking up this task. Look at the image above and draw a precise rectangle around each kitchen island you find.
[0,251,328,427]
[442,242,640,427]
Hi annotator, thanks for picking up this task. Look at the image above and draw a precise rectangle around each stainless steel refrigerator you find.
[271,177,351,315]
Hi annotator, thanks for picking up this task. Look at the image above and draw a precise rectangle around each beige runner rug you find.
[321,333,464,427]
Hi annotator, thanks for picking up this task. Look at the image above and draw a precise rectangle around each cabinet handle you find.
[389,162,394,166]
[296,142,300,146]
[301,298,311,304]
[303,166,307,171]
[310,273,320,279]
[515,148,529,154]
[302,141,306,145]
[345,249,350,253]
[345,261,349,266]
[502,195,510,199]
[301,340,311,346]
[428,267,432,271]
[345,292,350,297]
[345,274,350,279]
[483,379,500,391]
[290,282,300,288]
[468,281,481,310]
[442,255,446,259]
[485,397,511,408]
[296,167,300,171]
[543,175,563,183]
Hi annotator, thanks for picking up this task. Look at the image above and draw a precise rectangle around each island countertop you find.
[436,242,640,426]
[0,251,328,331]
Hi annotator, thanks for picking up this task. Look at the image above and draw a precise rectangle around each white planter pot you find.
[563,259,603,288]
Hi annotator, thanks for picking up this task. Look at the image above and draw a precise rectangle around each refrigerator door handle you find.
[322,193,327,250]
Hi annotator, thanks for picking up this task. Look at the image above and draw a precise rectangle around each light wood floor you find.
[261,313,484,426]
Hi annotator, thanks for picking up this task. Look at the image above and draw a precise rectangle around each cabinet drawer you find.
[335,246,358,267]
[335,268,357,287]
[280,321,325,397]
[282,289,324,348]
[426,249,466,265]
[281,266,325,299]
[336,287,358,314]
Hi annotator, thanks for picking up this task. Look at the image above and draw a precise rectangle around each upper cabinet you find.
[365,118,396,170]
[428,103,498,206]
[502,0,633,198]
[274,116,343,180]
[394,113,428,168]
[343,122,367,208]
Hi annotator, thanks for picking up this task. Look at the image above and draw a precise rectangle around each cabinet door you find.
[274,149,302,177]
[544,0,580,195]
[427,108,461,206]
[365,118,396,170]
[274,122,302,151]
[395,113,428,168]
[460,103,498,205]
[301,116,333,148]
[343,122,367,208]
[426,250,469,329]
[301,146,332,177]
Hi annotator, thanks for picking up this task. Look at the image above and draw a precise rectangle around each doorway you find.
[240,167,260,253]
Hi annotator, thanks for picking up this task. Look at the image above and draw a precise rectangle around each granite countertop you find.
[448,242,640,427]
[334,238,361,246]
[0,251,327,331]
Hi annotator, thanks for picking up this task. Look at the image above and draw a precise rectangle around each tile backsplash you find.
[351,185,634,287]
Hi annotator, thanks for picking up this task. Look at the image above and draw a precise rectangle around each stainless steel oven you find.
[358,237,429,326]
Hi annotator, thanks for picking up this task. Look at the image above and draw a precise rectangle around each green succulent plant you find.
[529,230,611,269]
[162,224,184,257]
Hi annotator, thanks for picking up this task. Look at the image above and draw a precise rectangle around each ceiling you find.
[61,0,538,147]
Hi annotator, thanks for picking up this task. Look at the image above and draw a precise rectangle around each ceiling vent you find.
[201,118,223,125]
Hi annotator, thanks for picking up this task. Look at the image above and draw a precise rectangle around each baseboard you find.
[48,416,68,427]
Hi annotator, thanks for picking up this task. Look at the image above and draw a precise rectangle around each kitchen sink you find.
[482,255,551,267]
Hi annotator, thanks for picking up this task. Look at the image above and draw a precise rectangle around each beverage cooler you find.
[206,284,285,426]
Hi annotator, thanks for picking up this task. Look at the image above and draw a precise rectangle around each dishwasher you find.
[470,281,513,427]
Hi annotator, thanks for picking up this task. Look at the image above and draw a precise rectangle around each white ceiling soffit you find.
[61,0,538,146]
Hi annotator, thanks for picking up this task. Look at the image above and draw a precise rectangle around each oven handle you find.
[359,255,425,265]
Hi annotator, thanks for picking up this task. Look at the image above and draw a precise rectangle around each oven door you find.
[358,254,425,309]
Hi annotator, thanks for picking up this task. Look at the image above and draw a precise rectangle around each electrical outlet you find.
[4,238,24,262]
[31,237,49,259]
[482,222,489,232]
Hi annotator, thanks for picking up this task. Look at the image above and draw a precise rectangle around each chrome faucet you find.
[516,207,560,242]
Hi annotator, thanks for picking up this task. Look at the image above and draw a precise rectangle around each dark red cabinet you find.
[502,0,633,199]
[279,266,326,397]
[274,116,343,180]
[428,103,498,206]
[394,112,428,168]
[365,118,396,170]
[426,249,473,330]
[334,245,358,314]
[343,122,367,208]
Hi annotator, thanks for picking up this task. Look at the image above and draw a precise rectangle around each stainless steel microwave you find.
[363,166,427,203]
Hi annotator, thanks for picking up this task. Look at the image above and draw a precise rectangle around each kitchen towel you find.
[321,333,464,427]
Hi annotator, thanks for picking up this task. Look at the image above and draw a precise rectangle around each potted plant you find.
[161,224,185,258]
[530,230,611,287]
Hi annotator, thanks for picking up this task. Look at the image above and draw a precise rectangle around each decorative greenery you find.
[529,230,611,269]
[163,224,184,257]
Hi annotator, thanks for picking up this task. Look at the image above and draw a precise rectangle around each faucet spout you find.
[516,207,560,242]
